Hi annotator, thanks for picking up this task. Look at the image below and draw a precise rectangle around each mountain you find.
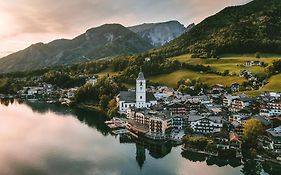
[0,24,153,73]
[160,0,281,57]
[128,21,193,47]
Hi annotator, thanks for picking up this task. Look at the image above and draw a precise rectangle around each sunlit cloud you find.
[0,0,252,57]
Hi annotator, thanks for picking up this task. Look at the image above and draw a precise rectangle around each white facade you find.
[136,75,146,108]
[189,117,223,134]
[117,71,157,113]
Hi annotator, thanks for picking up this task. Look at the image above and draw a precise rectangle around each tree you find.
[255,52,261,58]
[243,119,264,150]
[243,119,264,140]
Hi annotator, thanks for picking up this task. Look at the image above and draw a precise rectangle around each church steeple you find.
[136,68,146,108]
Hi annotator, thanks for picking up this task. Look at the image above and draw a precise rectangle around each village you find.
[0,68,280,163]
[106,70,281,162]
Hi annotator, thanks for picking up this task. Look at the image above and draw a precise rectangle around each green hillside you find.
[157,0,281,57]
[149,70,246,88]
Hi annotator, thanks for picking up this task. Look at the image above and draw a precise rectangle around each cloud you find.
[0,0,252,56]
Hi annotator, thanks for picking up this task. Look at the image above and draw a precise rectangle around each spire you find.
[137,67,145,80]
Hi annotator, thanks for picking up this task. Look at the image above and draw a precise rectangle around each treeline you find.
[43,71,86,88]
[74,76,126,117]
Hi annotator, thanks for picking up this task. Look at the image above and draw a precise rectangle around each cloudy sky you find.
[0,0,251,57]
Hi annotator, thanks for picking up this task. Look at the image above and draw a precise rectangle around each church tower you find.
[136,69,146,108]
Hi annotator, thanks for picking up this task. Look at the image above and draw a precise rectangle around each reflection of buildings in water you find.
[136,143,146,169]
[132,136,172,159]
[119,134,172,169]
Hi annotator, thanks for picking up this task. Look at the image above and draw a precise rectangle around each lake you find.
[0,99,278,175]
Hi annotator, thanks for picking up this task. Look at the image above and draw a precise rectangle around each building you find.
[126,109,172,140]
[263,126,281,154]
[229,115,250,125]
[231,83,240,92]
[212,84,224,93]
[260,101,281,117]
[243,61,262,67]
[86,76,97,86]
[223,95,239,107]
[230,97,252,112]
[117,71,157,113]
[188,115,223,134]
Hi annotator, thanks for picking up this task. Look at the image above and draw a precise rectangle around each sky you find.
[0,0,251,58]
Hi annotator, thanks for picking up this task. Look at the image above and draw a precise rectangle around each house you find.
[243,61,262,67]
[263,126,281,154]
[229,115,250,125]
[67,88,78,99]
[86,76,97,86]
[117,71,157,113]
[239,70,253,77]
[231,83,240,92]
[223,95,239,107]
[165,102,187,116]
[230,121,244,136]
[229,132,242,150]
[172,115,188,130]
[260,101,281,117]
[230,97,252,112]
[188,115,223,134]
[212,84,224,93]
[184,95,211,104]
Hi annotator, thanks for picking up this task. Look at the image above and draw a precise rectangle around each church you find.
[117,70,157,113]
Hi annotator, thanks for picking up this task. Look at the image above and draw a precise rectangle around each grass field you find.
[94,54,279,93]
[149,70,246,88]
[172,54,281,74]
[96,69,119,78]
[235,73,281,96]
[0,79,7,87]
[262,73,281,92]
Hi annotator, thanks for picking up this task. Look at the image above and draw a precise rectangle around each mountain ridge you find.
[157,0,281,57]
[0,24,154,73]
[128,20,193,47]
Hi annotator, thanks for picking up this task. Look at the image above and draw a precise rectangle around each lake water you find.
[0,99,279,175]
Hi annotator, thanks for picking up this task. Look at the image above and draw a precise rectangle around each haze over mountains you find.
[128,21,193,47]
[1,0,281,73]
[0,21,189,73]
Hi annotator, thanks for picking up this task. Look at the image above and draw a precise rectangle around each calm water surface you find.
[0,100,278,175]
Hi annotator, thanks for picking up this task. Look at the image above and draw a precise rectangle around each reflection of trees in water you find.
[241,160,262,175]
[0,98,15,106]
[262,162,281,175]
[181,150,243,168]
[207,156,242,168]
[181,150,206,162]
[22,101,111,136]
[74,108,111,136]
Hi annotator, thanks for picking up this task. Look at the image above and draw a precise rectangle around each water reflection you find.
[0,100,279,175]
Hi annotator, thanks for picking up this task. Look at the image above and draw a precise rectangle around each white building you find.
[260,101,281,117]
[188,115,223,134]
[86,76,97,86]
[117,71,157,113]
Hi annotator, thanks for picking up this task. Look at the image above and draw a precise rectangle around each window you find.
[140,96,142,99]
[140,82,143,86]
